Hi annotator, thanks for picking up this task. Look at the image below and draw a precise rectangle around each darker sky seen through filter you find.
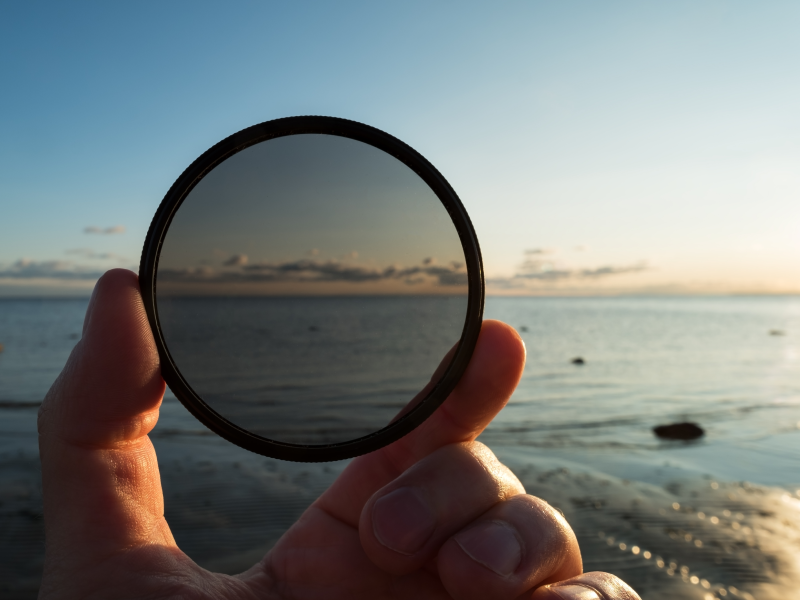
[157,133,468,296]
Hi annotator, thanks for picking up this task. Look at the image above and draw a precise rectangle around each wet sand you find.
[2,407,799,600]
[497,448,800,600]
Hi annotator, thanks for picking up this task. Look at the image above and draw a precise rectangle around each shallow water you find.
[483,296,800,489]
[1,296,799,598]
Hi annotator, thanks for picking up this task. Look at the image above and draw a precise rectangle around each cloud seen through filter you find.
[159,254,468,288]
[223,254,249,266]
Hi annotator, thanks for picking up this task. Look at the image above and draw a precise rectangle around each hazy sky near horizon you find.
[1,1,799,295]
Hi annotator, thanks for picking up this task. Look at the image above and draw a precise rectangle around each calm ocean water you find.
[3,295,800,597]
[483,296,800,487]
[1,296,799,485]
[157,295,467,444]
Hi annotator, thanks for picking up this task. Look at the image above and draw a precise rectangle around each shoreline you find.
[2,412,798,600]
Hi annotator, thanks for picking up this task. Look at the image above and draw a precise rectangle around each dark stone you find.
[653,422,705,440]
[308,326,319,332]
[769,329,785,336]
[571,357,585,365]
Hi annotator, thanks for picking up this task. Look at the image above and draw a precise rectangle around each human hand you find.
[37,269,640,600]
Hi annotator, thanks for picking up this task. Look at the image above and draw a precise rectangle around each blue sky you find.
[1,1,799,295]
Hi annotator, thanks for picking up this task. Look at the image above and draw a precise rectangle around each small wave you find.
[0,400,41,409]
[494,400,800,434]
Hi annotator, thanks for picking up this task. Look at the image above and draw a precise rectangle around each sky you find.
[1,1,799,296]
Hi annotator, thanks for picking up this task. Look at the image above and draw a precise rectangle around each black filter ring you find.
[139,116,485,462]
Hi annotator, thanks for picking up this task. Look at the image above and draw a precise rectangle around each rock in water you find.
[0,343,4,353]
[571,357,585,365]
[653,422,704,440]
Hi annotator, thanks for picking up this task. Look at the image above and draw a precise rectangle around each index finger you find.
[317,319,526,525]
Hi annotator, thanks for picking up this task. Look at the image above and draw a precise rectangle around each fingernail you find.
[549,584,601,600]
[372,487,436,555]
[454,520,522,577]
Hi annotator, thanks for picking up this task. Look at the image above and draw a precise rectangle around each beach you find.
[2,296,800,599]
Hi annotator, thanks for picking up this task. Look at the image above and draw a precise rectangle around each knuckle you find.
[500,495,580,565]
[457,442,526,496]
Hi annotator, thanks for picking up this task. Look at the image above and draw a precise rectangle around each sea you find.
[1,295,800,599]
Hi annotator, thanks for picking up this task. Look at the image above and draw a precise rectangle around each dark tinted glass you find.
[156,134,469,445]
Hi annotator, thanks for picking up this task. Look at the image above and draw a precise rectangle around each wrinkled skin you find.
[37,269,640,600]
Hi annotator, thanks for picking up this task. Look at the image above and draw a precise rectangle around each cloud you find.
[159,258,468,287]
[65,248,123,260]
[0,259,104,279]
[519,257,555,273]
[513,262,647,282]
[577,264,647,278]
[524,248,554,255]
[487,250,648,290]
[84,225,125,234]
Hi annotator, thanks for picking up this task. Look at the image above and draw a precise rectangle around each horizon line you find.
[2,291,800,300]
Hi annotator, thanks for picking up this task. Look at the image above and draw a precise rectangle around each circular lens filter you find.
[139,116,484,462]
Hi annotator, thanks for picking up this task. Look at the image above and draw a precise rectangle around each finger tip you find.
[85,269,149,342]
[49,268,165,445]
[481,319,526,358]
[100,267,140,284]
[433,320,527,433]
[85,268,158,368]
[470,319,526,384]
[90,268,141,307]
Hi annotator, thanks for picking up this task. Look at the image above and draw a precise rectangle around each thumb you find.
[37,269,175,575]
